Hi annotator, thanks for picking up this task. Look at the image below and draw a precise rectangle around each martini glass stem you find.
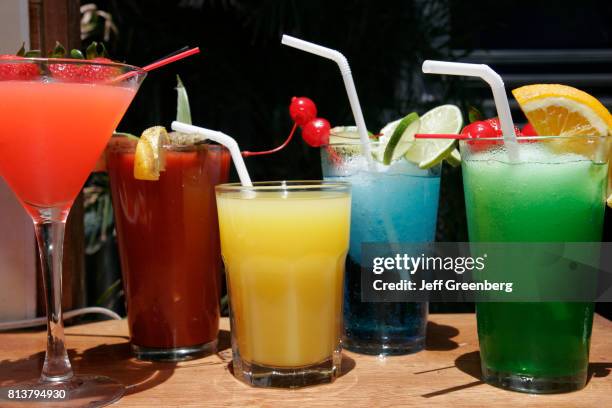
[34,217,74,382]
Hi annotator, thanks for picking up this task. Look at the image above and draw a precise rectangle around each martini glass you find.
[0,58,145,407]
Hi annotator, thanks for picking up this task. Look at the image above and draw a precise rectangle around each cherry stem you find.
[242,123,298,158]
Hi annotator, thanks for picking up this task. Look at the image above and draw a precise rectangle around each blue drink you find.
[321,143,441,354]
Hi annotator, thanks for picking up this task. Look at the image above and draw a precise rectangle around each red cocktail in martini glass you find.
[0,57,145,407]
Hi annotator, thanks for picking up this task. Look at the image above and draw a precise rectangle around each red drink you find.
[107,137,230,361]
[0,58,146,406]
[0,81,136,213]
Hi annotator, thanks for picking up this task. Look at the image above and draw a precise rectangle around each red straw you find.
[141,47,200,72]
[415,133,469,140]
[112,47,200,83]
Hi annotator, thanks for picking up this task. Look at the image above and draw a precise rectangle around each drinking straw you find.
[142,47,200,73]
[112,47,200,83]
[421,60,517,142]
[281,35,373,165]
[149,46,190,65]
[171,121,253,187]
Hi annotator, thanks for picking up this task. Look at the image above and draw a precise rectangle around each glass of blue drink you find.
[321,141,441,355]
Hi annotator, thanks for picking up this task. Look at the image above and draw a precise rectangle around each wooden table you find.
[0,314,610,407]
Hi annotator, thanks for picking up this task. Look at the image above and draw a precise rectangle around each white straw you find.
[171,121,253,187]
[281,35,373,165]
[422,60,517,143]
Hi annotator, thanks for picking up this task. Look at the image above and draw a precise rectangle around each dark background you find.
[84,0,612,317]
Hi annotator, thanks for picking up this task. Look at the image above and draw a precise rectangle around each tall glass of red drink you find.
[107,136,230,361]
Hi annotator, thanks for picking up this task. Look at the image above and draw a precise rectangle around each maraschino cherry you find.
[461,117,528,151]
[289,96,317,126]
[301,118,331,147]
[242,96,331,156]
[290,96,330,147]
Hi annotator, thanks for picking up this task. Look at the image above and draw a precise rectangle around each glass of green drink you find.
[460,135,609,393]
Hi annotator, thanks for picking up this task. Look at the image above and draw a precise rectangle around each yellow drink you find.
[216,182,350,387]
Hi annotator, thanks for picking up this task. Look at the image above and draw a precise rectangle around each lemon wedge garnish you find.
[134,126,169,180]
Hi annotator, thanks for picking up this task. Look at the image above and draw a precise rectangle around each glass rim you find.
[216,180,351,193]
[107,135,229,153]
[321,141,381,148]
[323,135,611,148]
[458,134,610,143]
[0,57,145,75]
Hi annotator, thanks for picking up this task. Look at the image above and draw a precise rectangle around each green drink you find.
[461,136,608,393]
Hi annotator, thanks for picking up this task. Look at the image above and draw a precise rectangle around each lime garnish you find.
[379,112,420,165]
[445,148,461,167]
[403,104,463,169]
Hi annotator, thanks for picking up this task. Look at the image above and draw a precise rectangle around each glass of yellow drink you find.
[216,181,351,388]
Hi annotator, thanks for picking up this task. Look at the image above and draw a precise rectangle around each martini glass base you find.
[0,375,125,407]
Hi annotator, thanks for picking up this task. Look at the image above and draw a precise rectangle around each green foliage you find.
[83,174,114,256]
[468,106,484,123]
[176,75,192,124]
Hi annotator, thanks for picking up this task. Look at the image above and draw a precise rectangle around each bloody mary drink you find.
[107,136,230,361]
